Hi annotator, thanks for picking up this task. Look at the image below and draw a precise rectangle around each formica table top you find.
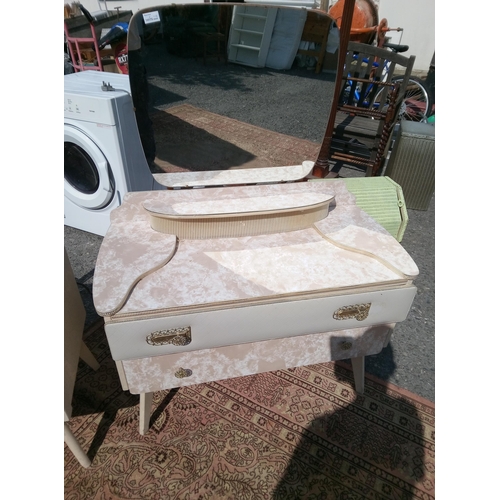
[93,180,418,319]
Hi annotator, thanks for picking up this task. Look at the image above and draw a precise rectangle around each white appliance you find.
[64,70,162,236]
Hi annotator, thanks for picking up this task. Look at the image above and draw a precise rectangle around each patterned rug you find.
[150,104,321,173]
[65,322,435,499]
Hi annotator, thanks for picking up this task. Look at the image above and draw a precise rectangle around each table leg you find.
[351,356,365,394]
[139,392,153,435]
[64,422,91,468]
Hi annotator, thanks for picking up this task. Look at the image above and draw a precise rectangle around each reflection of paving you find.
[152,104,321,173]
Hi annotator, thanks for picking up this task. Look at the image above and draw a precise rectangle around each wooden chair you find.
[322,41,415,176]
[195,4,231,65]
[297,9,333,74]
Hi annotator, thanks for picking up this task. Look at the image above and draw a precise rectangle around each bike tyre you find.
[392,76,434,122]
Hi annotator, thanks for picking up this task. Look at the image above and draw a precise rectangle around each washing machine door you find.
[64,125,115,209]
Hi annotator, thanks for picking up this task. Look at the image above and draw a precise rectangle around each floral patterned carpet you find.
[65,322,435,499]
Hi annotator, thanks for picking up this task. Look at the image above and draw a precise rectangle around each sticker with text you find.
[143,11,160,24]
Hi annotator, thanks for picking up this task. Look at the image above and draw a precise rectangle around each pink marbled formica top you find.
[93,180,418,318]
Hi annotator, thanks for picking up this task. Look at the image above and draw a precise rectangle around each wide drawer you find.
[105,286,415,361]
[120,323,394,394]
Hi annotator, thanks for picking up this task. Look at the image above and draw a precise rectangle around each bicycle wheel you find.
[373,76,434,122]
[393,76,434,122]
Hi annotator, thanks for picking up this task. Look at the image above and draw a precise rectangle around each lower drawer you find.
[119,323,394,394]
[106,286,415,361]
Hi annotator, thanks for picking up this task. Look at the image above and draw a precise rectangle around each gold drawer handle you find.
[340,341,352,350]
[175,368,193,379]
[333,303,371,321]
[146,327,191,346]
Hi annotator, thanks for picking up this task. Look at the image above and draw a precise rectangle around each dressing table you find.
[92,2,418,435]
[93,179,418,434]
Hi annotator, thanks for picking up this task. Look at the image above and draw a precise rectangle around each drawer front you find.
[121,324,394,394]
[106,286,415,361]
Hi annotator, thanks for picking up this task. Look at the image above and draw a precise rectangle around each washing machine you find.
[64,70,162,237]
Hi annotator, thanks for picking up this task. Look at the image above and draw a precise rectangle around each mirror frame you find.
[127,2,343,179]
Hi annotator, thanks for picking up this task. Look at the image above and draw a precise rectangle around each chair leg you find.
[64,422,91,468]
[351,356,365,394]
[79,342,100,371]
[139,392,154,435]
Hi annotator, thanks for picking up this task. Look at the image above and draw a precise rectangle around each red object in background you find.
[114,43,128,74]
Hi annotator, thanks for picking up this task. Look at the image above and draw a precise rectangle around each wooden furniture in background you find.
[313,0,356,177]
[297,9,333,74]
[315,40,414,177]
[329,41,414,176]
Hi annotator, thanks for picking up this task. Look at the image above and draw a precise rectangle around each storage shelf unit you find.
[228,6,278,67]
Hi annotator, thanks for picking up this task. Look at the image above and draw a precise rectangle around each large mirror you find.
[127,2,339,177]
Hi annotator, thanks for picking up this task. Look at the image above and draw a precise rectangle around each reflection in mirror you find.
[128,3,338,179]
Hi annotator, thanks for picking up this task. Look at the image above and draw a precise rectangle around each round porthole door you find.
[64,125,115,209]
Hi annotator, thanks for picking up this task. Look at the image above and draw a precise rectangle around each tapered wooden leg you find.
[64,422,91,468]
[139,392,153,435]
[79,342,100,371]
[351,356,365,394]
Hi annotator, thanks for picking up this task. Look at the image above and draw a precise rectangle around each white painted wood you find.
[65,248,95,467]
[351,356,365,394]
[105,286,416,361]
[64,423,91,468]
[139,392,154,435]
[228,5,278,67]
[64,249,87,420]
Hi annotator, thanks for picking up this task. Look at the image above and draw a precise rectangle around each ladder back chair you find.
[320,41,415,177]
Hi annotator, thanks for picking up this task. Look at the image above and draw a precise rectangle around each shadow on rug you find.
[65,323,435,499]
[150,104,321,173]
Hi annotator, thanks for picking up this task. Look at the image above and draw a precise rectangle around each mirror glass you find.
[127,2,338,176]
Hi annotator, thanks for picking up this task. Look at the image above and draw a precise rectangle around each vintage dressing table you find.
[93,180,418,434]
[92,2,418,435]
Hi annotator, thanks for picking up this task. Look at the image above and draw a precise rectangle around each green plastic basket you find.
[309,176,408,242]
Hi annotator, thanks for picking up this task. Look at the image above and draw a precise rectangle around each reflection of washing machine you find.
[64,71,161,236]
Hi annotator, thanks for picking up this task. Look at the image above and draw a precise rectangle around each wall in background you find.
[377,0,434,72]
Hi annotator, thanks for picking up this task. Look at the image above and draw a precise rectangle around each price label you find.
[143,11,160,24]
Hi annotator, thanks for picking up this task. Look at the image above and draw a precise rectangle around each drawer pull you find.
[333,303,371,321]
[146,327,192,346]
[175,368,193,379]
[340,341,352,350]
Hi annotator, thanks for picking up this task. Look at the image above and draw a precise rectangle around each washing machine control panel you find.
[64,92,128,126]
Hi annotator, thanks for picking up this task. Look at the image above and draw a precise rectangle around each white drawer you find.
[105,286,415,361]
[120,324,394,394]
